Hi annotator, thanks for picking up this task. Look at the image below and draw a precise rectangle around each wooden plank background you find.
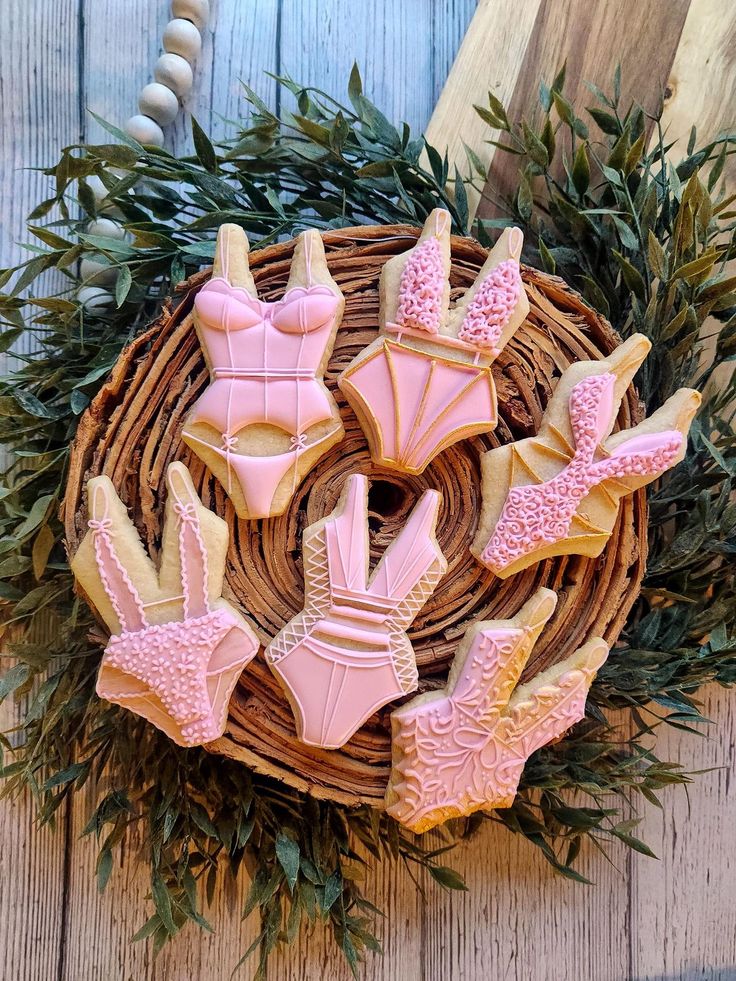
[1,1,736,978]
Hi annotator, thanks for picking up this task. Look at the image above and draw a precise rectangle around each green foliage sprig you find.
[0,66,734,973]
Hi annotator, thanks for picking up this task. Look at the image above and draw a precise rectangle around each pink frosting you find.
[457,259,522,352]
[394,236,444,334]
[90,471,258,747]
[481,373,684,572]
[387,625,606,832]
[341,339,496,473]
[183,227,343,518]
[101,608,243,744]
[340,221,527,476]
[265,474,446,749]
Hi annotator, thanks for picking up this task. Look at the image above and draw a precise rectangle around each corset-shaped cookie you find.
[385,589,608,834]
[182,223,345,519]
[472,334,701,578]
[71,462,259,746]
[338,209,529,474]
[265,474,447,749]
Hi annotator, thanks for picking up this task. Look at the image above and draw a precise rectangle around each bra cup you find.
[272,289,340,334]
[194,281,262,332]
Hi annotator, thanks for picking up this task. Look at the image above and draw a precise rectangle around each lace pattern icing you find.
[84,465,259,747]
[457,258,522,353]
[339,210,528,476]
[481,372,683,572]
[387,623,607,834]
[394,236,444,334]
[101,609,240,744]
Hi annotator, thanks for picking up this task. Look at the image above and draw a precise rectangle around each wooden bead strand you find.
[78,0,210,309]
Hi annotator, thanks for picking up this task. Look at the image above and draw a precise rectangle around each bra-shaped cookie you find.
[71,462,259,746]
[385,588,608,833]
[338,208,529,474]
[265,474,447,749]
[182,222,345,519]
[471,334,701,578]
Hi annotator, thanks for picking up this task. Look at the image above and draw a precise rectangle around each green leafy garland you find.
[0,66,735,974]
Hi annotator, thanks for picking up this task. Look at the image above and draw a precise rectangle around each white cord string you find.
[78,0,211,310]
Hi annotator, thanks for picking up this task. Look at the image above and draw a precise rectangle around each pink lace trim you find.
[88,475,259,747]
[102,608,236,744]
[457,259,522,352]
[394,236,444,335]
[89,508,146,633]
[482,373,683,571]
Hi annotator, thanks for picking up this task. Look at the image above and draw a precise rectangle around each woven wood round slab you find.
[64,224,647,807]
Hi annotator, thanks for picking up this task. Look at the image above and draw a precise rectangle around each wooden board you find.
[426,0,693,222]
[424,0,544,219]
[2,1,736,978]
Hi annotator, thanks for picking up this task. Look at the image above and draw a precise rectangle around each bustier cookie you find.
[385,588,608,833]
[71,462,259,746]
[338,208,529,474]
[265,473,447,749]
[182,222,345,519]
[471,334,701,578]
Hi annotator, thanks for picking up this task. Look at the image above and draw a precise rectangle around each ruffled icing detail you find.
[102,609,239,745]
[88,469,259,747]
[457,259,522,352]
[394,237,444,334]
[481,372,683,571]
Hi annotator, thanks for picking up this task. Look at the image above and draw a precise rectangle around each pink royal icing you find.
[89,466,259,747]
[265,474,446,749]
[394,236,445,334]
[182,224,344,518]
[387,615,608,834]
[481,373,683,572]
[101,608,245,744]
[339,210,528,475]
[342,339,496,473]
[457,258,523,353]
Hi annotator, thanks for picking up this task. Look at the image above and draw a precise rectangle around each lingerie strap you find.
[89,472,211,632]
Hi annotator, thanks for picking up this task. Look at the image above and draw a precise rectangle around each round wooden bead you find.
[162,18,202,62]
[170,0,209,32]
[138,83,179,127]
[86,176,123,217]
[80,259,117,287]
[77,286,113,312]
[125,113,165,147]
[154,53,194,98]
[87,218,126,241]
[86,175,109,204]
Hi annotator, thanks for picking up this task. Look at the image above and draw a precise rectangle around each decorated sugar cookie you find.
[471,334,701,578]
[385,588,608,833]
[338,208,529,474]
[265,473,447,749]
[182,223,345,519]
[71,462,259,746]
